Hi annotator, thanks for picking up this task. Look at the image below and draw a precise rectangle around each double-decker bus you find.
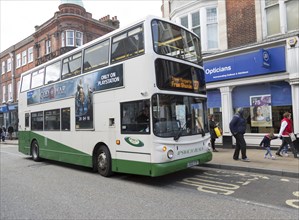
[18,15,212,177]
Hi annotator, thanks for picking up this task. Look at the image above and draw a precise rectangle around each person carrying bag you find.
[209,114,221,152]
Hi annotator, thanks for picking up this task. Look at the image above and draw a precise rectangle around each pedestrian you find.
[1,126,6,142]
[209,114,220,152]
[0,126,2,142]
[259,131,277,159]
[229,108,250,162]
[281,143,289,157]
[276,112,298,159]
[7,125,14,140]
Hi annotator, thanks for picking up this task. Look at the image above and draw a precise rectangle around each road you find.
[1,144,298,220]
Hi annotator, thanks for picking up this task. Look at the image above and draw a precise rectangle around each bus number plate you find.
[187,160,199,168]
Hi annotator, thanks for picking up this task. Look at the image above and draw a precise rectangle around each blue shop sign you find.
[204,46,286,83]
[0,105,8,113]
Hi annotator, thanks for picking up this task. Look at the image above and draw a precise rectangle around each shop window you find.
[233,106,292,134]
[232,82,292,134]
[208,108,222,131]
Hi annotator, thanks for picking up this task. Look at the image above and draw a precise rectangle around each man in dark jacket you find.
[229,108,250,162]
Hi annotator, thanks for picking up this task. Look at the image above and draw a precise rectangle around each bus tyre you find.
[31,140,41,162]
[96,146,112,177]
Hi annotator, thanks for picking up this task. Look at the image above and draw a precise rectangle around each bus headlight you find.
[167,150,174,159]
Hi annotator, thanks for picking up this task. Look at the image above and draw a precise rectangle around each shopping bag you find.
[289,133,296,142]
[214,127,222,138]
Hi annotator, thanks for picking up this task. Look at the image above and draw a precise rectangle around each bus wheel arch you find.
[31,139,41,162]
[93,143,113,177]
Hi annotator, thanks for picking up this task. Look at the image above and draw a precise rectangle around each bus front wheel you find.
[31,140,41,162]
[96,146,112,177]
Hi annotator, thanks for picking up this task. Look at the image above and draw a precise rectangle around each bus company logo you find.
[177,147,204,156]
[124,137,144,147]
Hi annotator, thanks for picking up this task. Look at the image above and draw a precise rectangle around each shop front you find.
[0,103,18,139]
[204,39,299,148]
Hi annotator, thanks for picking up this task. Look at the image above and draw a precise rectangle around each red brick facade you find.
[226,0,257,48]
[0,3,119,110]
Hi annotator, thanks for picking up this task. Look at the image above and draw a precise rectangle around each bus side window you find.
[61,52,82,80]
[121,99,150,134]
[25,113,30,127]
[83,40,109,73]
[61,108,71,131]
[111,25,144,63]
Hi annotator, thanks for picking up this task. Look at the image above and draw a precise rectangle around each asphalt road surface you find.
[1,144,298,219]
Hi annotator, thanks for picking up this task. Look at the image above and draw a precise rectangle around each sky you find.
[0,0,162,52]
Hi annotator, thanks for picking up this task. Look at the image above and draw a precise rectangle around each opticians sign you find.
[204,46,286,83]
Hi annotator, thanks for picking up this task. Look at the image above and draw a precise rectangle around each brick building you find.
[0,0,119,133]
[162,0,299,147]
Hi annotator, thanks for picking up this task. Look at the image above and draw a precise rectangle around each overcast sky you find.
[0,0,162,52]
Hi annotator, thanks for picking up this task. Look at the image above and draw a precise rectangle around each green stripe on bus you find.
[19,131,212,177]
[113,152,212,177]
[18,131,92,167]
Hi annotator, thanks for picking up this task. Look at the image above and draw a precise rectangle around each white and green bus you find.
[18,15,212,177]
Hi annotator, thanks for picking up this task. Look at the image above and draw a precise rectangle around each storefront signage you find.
[0,105,8,113]
[27,64,123,105]
[204,46,286,83]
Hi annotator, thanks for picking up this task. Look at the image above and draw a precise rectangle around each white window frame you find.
[206,7,219,50]
[16,53,21,68]
[28,47,33,63]
[17,81,20,100]
[191,11,200,37]
[2,85,6,103]
[7,58,11,72]
[262,0,298,37]
[180,15,189,28]
[75,31,83,47]
[177,6,219,52]
[22,51,27,66]
[61,32,65,47]
[1,61,5,74]
[66,30,75,46]
[8,83,12,101]
[46,40,51,54]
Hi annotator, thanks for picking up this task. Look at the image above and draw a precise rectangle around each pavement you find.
[1,139,298,178]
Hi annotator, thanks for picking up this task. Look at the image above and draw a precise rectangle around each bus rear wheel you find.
[31,140,41,162]
[96,146,112,177]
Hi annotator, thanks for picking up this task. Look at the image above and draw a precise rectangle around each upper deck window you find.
[152,19,202,65]
[111,25,144,63]
[83,40,109,73]
[62,52,82,80]
[21,73,31,92]
[31,69,44,89]
[45,61,61,85]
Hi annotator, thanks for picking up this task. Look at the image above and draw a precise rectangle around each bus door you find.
[19,111,32,153]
